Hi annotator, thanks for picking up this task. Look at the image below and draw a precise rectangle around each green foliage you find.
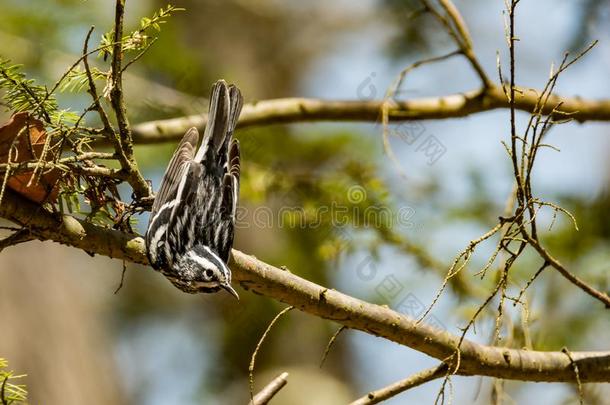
[0,3,185,230]
[1,4,185,126]
[0,358,27,404]
[99,4,185,59]
[0,58,79,126]
[58,66,107,94]
[0,58,58,119]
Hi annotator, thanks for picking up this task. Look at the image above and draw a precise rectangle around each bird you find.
[145,80,243,298]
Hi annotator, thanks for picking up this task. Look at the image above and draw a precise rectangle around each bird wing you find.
[146,128,198,267]
[150,127,199,218]
[166,160,205,256]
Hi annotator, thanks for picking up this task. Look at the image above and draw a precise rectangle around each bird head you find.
[168,246,239,298]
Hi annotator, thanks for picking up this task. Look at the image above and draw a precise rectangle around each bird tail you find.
[194,80,243,162]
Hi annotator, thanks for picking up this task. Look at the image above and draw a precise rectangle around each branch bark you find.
[101,0,151,200]
[131,86,610,144]
[1,189,609,383]
[349,364,448,405]
[248,372,289,405]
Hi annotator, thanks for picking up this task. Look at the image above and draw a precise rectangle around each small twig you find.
[423,0,492,88]
[114,260,127,294]
[74,165,129,180]
[0,152,118,173]
[381,49,461,179]
[109,0,133,150]
[562,347,584,405]
[249,307,294,401]
[0,375,9,405]
[319,325,347,368]
[514,260,549,304]
[508,0,523,205]
[0,161,127,181]
[349,364,449,405]
[491,378,505,405]
[387,50,462,100]
[524,233,610,307]
[248,372,289,405]
[26,122,55,188]
[438,0,474,49]
[452,240,526,364]
[520,299,533,350]
[417,222,504,323]
[26,30,124,121]
[0,164,12,208]
[121,37,158,73]
[82,26,123,158]
[0,124,28,206]
[107,0,151,200]
[433,371,454,405]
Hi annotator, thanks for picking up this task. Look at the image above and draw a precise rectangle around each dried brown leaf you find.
[0,112,60,203]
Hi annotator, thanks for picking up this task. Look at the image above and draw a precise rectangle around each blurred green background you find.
[0,0,609,404]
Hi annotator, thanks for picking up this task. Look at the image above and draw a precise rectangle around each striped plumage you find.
[145,80,243,297]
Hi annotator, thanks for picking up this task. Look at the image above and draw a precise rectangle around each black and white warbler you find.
[145,80,243,298]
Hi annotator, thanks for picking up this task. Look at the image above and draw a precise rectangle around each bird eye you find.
[204,269,214,279]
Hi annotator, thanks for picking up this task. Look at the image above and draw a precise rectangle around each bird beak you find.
[222,283,240,300]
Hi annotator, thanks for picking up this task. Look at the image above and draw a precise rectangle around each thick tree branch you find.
[0,190,145,263]
[1,189,609,384]
[131,86,610,144]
